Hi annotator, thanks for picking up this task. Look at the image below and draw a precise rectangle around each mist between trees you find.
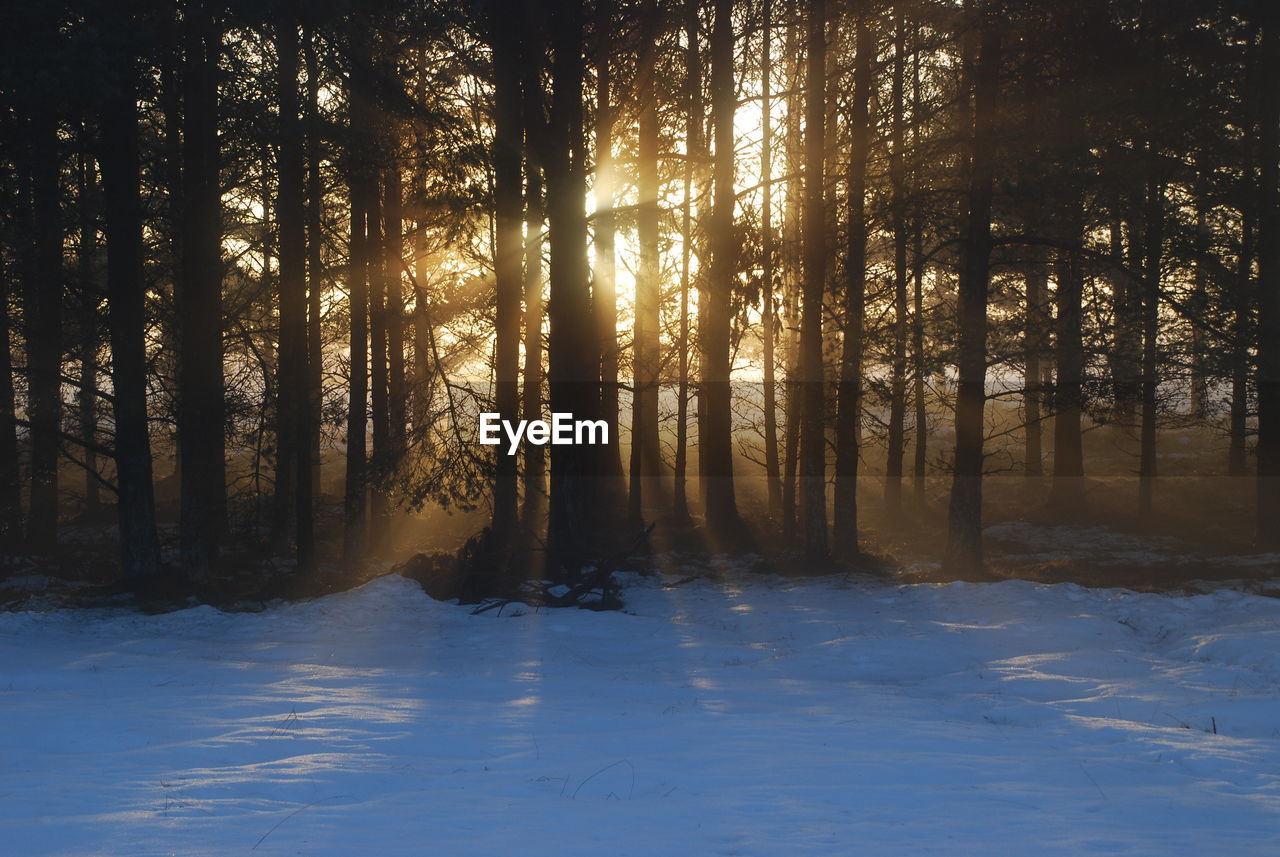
[1,0,1277,602]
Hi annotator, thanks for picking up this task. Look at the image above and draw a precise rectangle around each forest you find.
[4,2,1280,853]
[0,0,1278,601]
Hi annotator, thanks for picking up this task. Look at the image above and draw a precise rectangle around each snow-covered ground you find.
[2,571,1278,856]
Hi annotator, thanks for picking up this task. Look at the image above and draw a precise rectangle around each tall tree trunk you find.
[270,50,295,549]
[1049,211,1085,507]
[412,224,434,431]
[700,0,740,532]
[592,0,625,506]
[343,18,375,559]
[673,160,693,523]
[760,0,782,518]
[0,268,19,550]
[1023,262,1047,477]
[159,28,184,491]
[942,0,1000,577]
[178,0,228,577]
[1189,205,1209,418]
[24,79,64,554]
[1138,176,1163,517]
[520,10,548,528]
[491,0,524,536]
[76,142,102,520]
[799,0,827,557]
[520,203,547,526]
[257,146,276,538]
[673,0,704,523]
[1230,205,1252,477]
[276,19,314,572]
[385,164,406,482]
[885,8,909,519]
[912,256,928,502]
[545,0,599,574]
[1230,30,1258,479]
[911,23,928,505]
[98,61,163,578]
[304,24,325,501]
[344,185,370,558]
[1256,7,1280,544]
[78,343,100,523]
[367,175,389,546]
[781,0,803,537]
[1112,210,1142,425]
[630,0,663,523]
[834,6,870,559]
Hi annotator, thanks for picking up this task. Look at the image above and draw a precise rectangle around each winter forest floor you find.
[5,424,1279,610]
[6,466,1280,614]
[2,570,1279,856]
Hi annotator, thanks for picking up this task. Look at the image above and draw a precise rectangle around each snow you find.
[2,571,1279,856]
